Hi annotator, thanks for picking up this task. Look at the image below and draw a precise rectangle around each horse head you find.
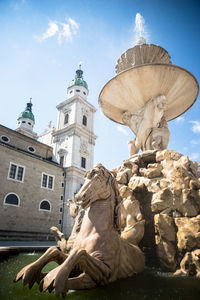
[75,164,112,209]
[75,164,122,232]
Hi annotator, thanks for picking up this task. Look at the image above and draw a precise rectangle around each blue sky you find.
[0,0,200,169]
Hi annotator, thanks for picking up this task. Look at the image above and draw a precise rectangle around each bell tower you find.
[16,98,38,139]
[47,64,97,235]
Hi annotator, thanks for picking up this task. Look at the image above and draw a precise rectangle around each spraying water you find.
[134,13,148,45]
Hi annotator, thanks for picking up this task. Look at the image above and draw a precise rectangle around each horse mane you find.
[93,164,122,233]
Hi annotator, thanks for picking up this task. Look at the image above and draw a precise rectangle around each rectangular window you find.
[48,176,53,189]
[41,173,54,190]
[17,166,24,181]
[60,156,64,167]
[81,157,86,169]
[42,174,48,187]
[8,163,25,182]
[9,164,17,179]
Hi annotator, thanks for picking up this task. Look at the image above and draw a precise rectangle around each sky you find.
[0,0,200,170]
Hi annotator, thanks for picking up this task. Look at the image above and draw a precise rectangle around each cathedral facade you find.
[0,66,96,240]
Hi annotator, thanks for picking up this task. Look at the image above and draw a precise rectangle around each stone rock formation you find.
[113,149,200,276]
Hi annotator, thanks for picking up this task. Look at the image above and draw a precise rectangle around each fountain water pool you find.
[0,253,200,300]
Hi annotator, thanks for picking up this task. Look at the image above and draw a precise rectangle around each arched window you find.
[4,193,20,207]
[64,114,69,125]
[39,200,51,212]
[82,115,87,126]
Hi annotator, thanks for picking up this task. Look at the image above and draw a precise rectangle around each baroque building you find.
[0,66,96,240]
[40,66,97,235]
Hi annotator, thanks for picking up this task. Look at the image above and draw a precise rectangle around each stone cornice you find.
[56,95,96,112]
[64,166,86,177]
[52,123,97,140]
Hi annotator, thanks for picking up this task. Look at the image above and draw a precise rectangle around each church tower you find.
[16,99,38,139]
[41,65,97,235]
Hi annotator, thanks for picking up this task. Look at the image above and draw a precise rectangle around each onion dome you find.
[68,64,88,90]
[18,99,35,122]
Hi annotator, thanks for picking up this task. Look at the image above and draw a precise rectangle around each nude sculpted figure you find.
[122,95,170,156]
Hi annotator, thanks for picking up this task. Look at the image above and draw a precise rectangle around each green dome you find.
[18,101,35,122]
[68,68,88,90]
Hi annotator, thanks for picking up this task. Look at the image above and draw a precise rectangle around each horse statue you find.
[14,164,145,298]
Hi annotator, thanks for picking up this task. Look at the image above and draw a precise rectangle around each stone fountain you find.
[99,39,199,155]
[14,37,200,298]
[99,39,200,277]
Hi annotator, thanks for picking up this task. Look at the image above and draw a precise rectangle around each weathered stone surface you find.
[156,240,177,271]
[174,189,200,217]
[154,214,176,241]
[175,216,200,251]
[138,150,157,163]
[156,149,182,162]
[146,179,161,193]
[116,168,132,185]
[162,163,190,190]
[189,179,200,190]
[139,163,162,179]
[151,189,173,212]
[123,161,139,175]
[119,185,133,198]
[128,176,150,191]
[159,178,170,189]
[174,249,200,277]
[116,149,200,277]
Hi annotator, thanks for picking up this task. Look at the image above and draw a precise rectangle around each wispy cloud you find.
[189,153,200,161]
[190,139,200,145]
[117,125,128,136]
[41,22,59,41]
[190,121,200,134]
[10,0,27,10]
[176,116,185,123]
[35,18,79,44]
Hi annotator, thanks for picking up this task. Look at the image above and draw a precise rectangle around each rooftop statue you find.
[14,164,145,297]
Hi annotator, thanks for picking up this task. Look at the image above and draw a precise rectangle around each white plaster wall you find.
[72,135,81,168]
[62,135,71,167]
[17,118,34,131]
[62,169,85,236]
[40,130,53,146]
[67,86,88,101]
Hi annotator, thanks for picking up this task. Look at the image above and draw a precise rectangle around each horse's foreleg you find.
[40,248,111,297]
[14,246,67,288]
[67,273,97,289]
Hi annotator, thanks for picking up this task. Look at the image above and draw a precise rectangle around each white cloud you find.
[190,121,200,134]
[35,18,79,44]
[189,153,200,161]
[176,116,185,123]
[41,22,59,41]
[117,125,128,136]
[190,139,200,145]
[68,18,79,33]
